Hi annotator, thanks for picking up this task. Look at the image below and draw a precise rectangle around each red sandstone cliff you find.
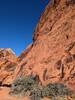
[15,0,75,92]
[0,48,17,85]
[0,0,75,100]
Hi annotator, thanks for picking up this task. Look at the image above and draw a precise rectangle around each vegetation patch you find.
[10,75,75,100]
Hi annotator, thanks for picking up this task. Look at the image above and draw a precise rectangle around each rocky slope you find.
[0,48,17,85]
[0,0,75,100]
[15,0,75,92]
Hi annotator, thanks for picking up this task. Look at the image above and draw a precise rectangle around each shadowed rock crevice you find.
[0,84,11,88]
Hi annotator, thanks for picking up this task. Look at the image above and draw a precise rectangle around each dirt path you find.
[0,87,29,100]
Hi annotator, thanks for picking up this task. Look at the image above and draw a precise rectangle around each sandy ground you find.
[0,87,29,100]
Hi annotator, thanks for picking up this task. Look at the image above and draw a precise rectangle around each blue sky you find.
[0,0,49,56]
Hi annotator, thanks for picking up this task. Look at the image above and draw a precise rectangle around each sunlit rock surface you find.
[0,0,75,99]
[16,0,75,92]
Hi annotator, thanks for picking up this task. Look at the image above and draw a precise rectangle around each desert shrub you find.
[10,76,38,95]
[10,75,74,100]
[41,83,73,99]
[30,87,42,100]
[10,75,42,99]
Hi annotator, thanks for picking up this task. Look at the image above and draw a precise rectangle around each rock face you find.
[0,0,75,100]
[0,48,17,85]
[15,0,75,92]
